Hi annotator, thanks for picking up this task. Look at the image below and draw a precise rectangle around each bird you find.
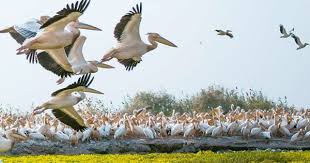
[0,129,28,152]
[37,35,114,84]
[101,3,177,71]
[16,0,102,71]
[279,24,294,38]
[291,34,309,50]
[215,30,233,39]
[33,74,104,131]
[0,16,50,63]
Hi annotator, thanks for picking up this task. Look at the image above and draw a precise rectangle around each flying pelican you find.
[279,24,294,38]
[16,0,101,72]
[33,74,104,131]
[215,30,233,39]
[101,3,177,71]
[17,0,101,53]
[0,16,50,63]
[291,34,309,50]
[37,35,114,84]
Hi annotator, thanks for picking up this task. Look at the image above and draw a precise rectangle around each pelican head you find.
[147,33,177,47]
[305,43,309,46]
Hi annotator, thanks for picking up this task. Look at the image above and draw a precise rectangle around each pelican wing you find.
[40,0,90,31]
[14,19,41,40]
[215,30,224,33]
[292,35,302,46]
[68,36,88,67]
[45,48,73,72]
[279,24,287,35]
[114,3,142,43]
[37,51,74,78]
[52,107,87,131]
[118,58,141,71]
[51,74,94,97]
[2,19,41,63]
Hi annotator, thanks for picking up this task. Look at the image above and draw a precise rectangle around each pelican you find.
[37,35,114,84]
[291,34,309,50]
[101,3,177,71]
[215,30,233,39]
[0,16,50,63]
[0,129,28,152]
[279,24,294,38]
[17,0,101,53]
[33,74,103,131]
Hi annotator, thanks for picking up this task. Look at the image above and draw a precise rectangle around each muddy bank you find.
[2,136,310,155]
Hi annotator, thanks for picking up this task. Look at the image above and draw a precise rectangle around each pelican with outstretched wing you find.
[16,0,101,71]
[0,16,50,63]
[37,35,114,84]
[17,0,101,52]
[101,3,177,71]
[33,74,103,131]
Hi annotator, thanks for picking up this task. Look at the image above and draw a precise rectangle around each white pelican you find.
[0,129,28,152]
[17,0,101,53]
[215,30,233,39]
[37,35,114,84]
[33,74,103,131]
[291,129,304,143]
[101,3,177,71]
[0,16,49,63]
[279,24,294,38]
[291,34,309,50]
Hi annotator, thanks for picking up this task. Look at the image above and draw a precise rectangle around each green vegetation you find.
[123,85,289,115]
[1,151,309,162]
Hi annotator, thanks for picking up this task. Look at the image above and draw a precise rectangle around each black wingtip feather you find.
[40,0,91,29]
[51,74,94,96]
[114,2,142,41]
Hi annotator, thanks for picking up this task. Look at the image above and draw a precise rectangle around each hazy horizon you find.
[0,0,310,111]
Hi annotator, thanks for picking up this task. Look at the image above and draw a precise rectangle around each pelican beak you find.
[155,36,177,47]
[84,88,104,95]
[77,22,102,31]
[97,63,115,69]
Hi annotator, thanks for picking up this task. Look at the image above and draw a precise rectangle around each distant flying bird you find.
[215,30,233,39]
[16,0,102,70]
[291,34,309,50]
[33,74,103,131]
[37,35,114,84]
[279,24,294,38]
[0,16,50,63]
[101,3,177,71]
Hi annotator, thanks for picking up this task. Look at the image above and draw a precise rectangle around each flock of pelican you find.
[0,0,178,152]
[0,0,309,153]
[2,106,310,152]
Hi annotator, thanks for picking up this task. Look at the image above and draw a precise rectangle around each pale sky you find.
[0,0,310,111]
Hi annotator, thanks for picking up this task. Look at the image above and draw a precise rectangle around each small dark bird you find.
[215,30,233,38]
[291,34,309,50]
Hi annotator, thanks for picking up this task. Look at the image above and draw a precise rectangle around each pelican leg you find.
[33,103,49,115]
[56,78,66,85]
[16,49,31,55]
[101,49,117,62]
[16,38,39,54]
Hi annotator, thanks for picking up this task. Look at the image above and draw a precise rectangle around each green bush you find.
[123,85,289,115]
